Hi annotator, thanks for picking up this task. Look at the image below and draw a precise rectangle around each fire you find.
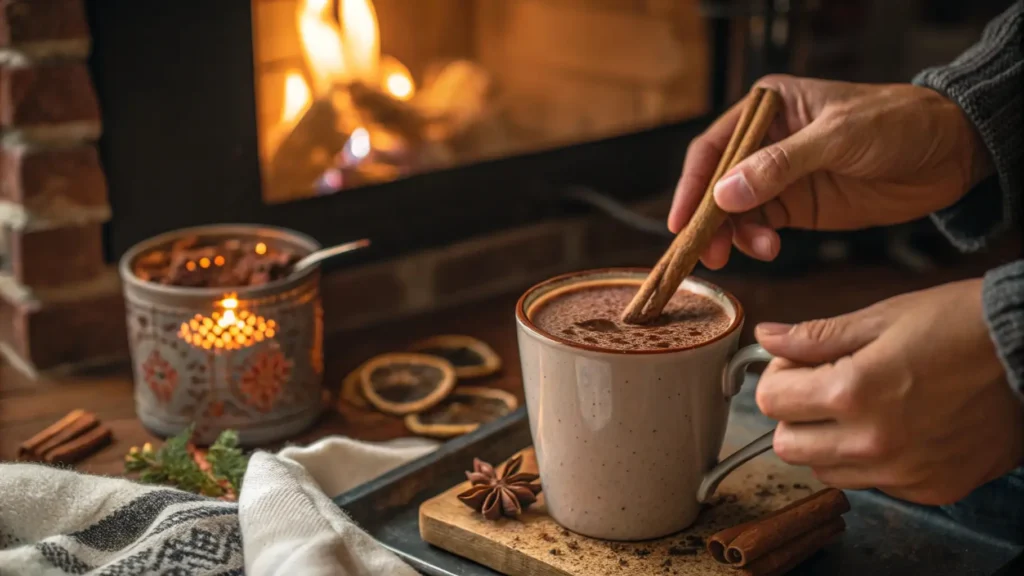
[281,71,312,124]
[293,0,413,100]
[297,0,348,95]
[339,0,379,85]
[380,56,414,101]
[347,127,371,160]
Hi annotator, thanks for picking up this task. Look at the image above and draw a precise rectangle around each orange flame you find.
[297,0,348,95]
[294,0,413,102]
[281,70,312,124]
[338,0,380,85]
[380,55,414,101]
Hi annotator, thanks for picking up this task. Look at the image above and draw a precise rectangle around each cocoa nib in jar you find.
[133,236,303,288]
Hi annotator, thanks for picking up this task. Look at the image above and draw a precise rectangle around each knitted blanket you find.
[0,437,437,576]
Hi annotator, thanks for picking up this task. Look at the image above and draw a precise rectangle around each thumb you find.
[755,309,885,365]
[713,121,830,213]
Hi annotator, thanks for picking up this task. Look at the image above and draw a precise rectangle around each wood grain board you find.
[420,447,827,576]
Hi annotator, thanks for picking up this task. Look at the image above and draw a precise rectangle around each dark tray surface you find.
[336,381,1024,575]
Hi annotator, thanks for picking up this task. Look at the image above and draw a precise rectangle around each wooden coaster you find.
[419,447,824,576]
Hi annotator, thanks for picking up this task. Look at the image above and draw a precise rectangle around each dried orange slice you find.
[340,363,369,409]
[404,386,517,438]
[360,353,457,416]
[408,335,501,379]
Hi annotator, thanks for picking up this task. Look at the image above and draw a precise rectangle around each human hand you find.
[754,279,1023,505]
[669,75,995,269]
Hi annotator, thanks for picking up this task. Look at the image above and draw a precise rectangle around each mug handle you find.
[696,344,775,503]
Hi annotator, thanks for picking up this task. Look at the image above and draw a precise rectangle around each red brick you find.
[321,265,407,332]
[433,229,567,295]
[2,222,104,288]
[0,288,127,370]
[0,0,89,48]
[0,63,100,128]
[0,145,107,209]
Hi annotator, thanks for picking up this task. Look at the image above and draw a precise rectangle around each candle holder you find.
[119,224,324,445]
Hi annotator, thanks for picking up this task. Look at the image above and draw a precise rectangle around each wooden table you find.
[1,253,1017,477]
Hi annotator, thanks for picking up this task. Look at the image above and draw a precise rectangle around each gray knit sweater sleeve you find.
[913,1,1023,397]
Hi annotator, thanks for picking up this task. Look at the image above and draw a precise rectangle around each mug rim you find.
[515,267,745,355]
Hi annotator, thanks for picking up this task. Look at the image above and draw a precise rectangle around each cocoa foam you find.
[530,281,731,351]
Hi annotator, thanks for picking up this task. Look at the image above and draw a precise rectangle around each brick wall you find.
[0,0,124,375]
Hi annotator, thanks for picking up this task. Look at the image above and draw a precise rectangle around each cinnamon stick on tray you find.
[708,488,850,576]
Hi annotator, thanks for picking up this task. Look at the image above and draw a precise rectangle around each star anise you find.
[457,454,542,520]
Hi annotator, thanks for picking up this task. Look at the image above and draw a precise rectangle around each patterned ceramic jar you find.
[119,224,324,445]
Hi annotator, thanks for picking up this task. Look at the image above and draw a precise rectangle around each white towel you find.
[0,436,438,575]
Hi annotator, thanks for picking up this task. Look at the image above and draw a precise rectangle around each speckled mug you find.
[516,269,775,541]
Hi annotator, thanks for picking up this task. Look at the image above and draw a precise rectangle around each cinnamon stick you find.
[43,425,113,465]
[17,409,87,460]
[740,517,845,576]
[622,86,782,324]
[707,492,813,562]
[32,412,99,458]
[726,488,850,567]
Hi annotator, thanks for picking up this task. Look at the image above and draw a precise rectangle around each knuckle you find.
[771,425,803,463]
[856,429,896,460]
[751,144,793,186]
[688,135,716,157]
[757,74,792,88]
[755,382,775,417]
[825,364,865,415]
[793,317,840,343]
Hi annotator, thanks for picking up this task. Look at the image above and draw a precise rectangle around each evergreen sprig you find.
[124,425,248,499]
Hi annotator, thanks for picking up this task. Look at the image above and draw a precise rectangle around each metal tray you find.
[334,407,1023,576]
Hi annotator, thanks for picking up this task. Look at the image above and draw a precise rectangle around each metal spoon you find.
[291,238,371,274]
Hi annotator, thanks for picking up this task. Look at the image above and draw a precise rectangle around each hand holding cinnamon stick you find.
[622,86,782,324]
[708,488,850,576]
[18,410,113,465]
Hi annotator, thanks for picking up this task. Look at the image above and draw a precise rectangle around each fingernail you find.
[714,173,755,211]
[752,232,775,259]
[757,322,792,336]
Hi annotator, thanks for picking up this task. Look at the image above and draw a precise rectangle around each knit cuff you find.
[914,2,1023,251]
[983,260,1024,401]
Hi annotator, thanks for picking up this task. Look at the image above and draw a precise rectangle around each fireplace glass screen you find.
[252,0,710,203]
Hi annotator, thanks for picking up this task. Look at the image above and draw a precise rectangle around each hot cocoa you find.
[530,282,731,351]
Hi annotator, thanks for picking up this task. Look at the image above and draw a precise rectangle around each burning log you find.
[414,60,494,141]
[267,99,347,197]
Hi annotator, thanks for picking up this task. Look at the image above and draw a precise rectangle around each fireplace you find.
[80,0,728,263]
[15,0,972,375]
[250,0,710,203]
[1,0,732,375]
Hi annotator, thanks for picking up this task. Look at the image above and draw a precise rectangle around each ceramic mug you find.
[515,269,775,541]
